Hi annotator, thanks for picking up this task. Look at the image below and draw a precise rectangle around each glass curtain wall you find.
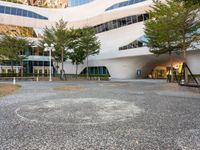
[68,0,94,6]
[94,13,149,34]
[0,5,48,20]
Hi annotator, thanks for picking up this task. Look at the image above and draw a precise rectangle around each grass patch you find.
[160,83,179,90]
[0,84,21,97]
[53,87,82,91]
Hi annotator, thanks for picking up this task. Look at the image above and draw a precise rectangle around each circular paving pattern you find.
[15,98,143,125]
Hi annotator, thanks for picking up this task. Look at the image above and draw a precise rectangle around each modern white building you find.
[0,0,199,79]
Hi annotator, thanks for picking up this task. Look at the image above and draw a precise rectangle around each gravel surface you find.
[0,80,200,150]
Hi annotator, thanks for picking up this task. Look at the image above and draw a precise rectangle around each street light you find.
[44,43,55,81]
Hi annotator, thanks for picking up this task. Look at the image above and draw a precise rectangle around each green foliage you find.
[41,19,72,79]
[67,27,101,76]
[145,0,200,58]
[0,35,31,62]
[79,27,101,56]
[173,2,200,57]
[68,29,85,66]
[41,20,100,78]
[145,0,180,55]
[68,27,100,65]
[40,19,70,63]
[176,0,200,6]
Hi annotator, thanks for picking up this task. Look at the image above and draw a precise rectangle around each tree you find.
[177,0,200,6]
[78,27,100,79]
[145,0,180,81]
[68,49,86,77]
[145,0,200,82]
[67,29,86,77]
[172,0,200,82]
[173,2,200,60]
[41,19,71,80]
[0,35,31,76]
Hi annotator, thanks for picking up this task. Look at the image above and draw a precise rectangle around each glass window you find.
[118,35,147,50]
[0,6,4,13]
[95,25,99,33]
[112,20,118,28]
[43,16,47,20]
[106,0,146,11]
[104,23,109,31]
[143,13,149,20]
[113,4,119,9]
[137,14,144,22]
[38,15,43,19]
[119,2,127,7]
[138,41,143,47]
[69,0,94,7]
[132,16,137,23]
[37,15,46,19]
[17,8,22,16]
[32,13,37,18]
[39,15,43,19]
[127,16,132,25]
[101,24,106,32]
[129,0,135,5]
[121,18,127,26]
[5,7,10,14]
[98,25,103,33]
[11,8,17,15]
[107,22,113,30]
[0,5,48,20]
[94,13,149,33]
[28,11,32,17]
[22,10,27,17]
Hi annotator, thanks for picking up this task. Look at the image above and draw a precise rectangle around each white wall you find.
[0,0,152,28]
[186,51,200,75]
[62,54,184,79]
[2,0,200,79]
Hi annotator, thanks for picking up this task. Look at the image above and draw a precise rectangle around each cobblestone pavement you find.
[0,80,200,150]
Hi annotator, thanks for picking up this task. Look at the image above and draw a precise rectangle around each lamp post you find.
[44,43,55,81]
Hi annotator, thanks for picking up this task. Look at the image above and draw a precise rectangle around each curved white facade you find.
[0,0,199,79]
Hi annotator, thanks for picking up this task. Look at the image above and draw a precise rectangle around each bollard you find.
[36,76,39,82]
[13,77,16,85]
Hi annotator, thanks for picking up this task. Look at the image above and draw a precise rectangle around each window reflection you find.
[119,36,148,50]
[94,13,149,34]
[106,0,146,11]
[0,5,48,20]
[69,0,94,7]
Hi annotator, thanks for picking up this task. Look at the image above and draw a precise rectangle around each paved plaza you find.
[0,80,200,150]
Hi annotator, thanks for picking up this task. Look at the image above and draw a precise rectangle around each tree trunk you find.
[61,48,64,80]
[20,60,23,77]
[11,60,14,76]
[182,37,188,83]
[170,53,173,83]
[76,64,78,79]
[56,60,59,76]
[86,54,89,79]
